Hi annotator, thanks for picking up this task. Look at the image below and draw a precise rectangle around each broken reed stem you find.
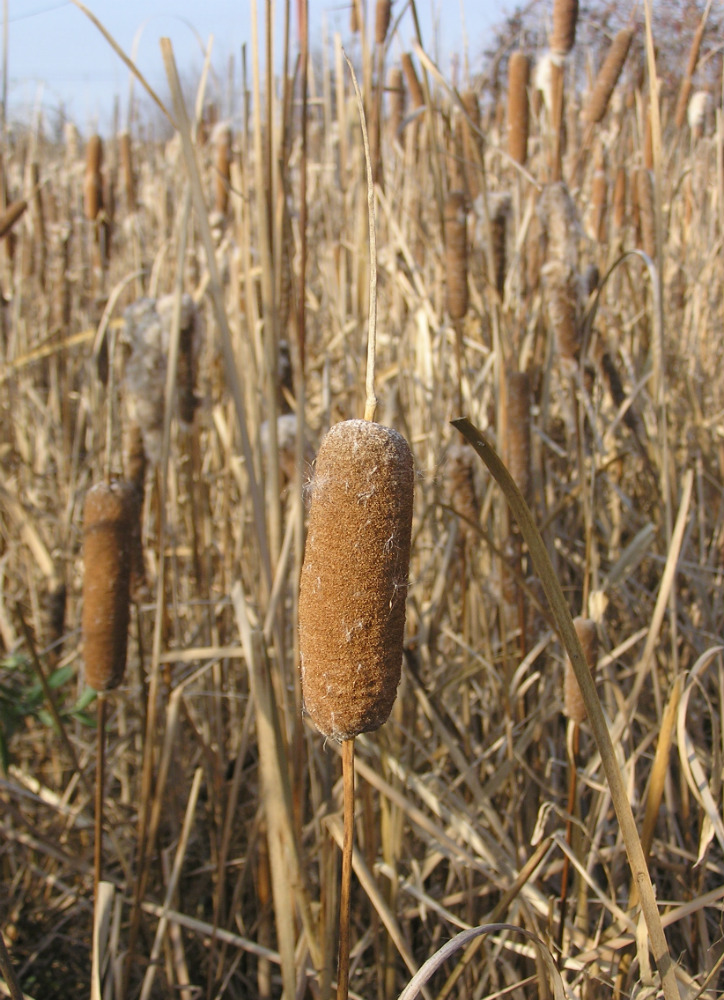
[344,51,378,422]
[337,737,355,1000]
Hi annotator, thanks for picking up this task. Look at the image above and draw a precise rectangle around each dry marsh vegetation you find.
[1,1,724,998]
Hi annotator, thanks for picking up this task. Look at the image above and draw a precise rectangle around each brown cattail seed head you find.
[612,165,626,233]
[445,191,468,321]
[82,480,133,692]
[299,420,414,741]
[507,51,530,165]
[402,53,424,110]
[636,167,655,259]
[585,29,633,125]
[388,67,405,139]
[214,124,232,216]
[564,617,597,723]
[84,134,103,221]
[544,262,580,361]
[551,0,578,57]
[0,198,28,240]
[375,0,391,45]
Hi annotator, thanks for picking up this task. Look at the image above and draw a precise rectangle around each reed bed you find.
[1,4,724,1000]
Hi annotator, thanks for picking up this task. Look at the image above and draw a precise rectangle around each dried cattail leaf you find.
[213,123,232,216]
[119,131,135,212]
[551,0,578,57]
[612,165,626,233]
[401,53,424,110]
[564,617,598,723]
[84,135,103,221]
[375,0,391,45]
[445,191,468,321]
[82,480,134,692]
[446,441,480,543]
[585,30,633,125]
[0,198,28,240]
[539,181,580,269]
[299,420,414,741]
[507,51,530,165]
[590,162,607,243]
[506,371,532,502]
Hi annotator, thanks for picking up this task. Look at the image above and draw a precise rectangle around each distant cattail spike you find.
[214,124,232,216]
[0,198,28,240]
[551,0,578,57]
[490,196,510,300]
[446,441,480,544]
[84,135,103,221]
[82,480,134,692]
[507,51,530,165]
[299,420,414,741]
[445,191,468,321]
[564,617,597,723]
[375,0,391,45]
[544,262,580,361]
[585,30,633,124]
[401,53,424,110]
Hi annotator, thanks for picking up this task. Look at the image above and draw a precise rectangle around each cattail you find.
[119,131,135,212]
[526,208,543,294]
[0,198,27,240]
[643,109,653,170]
[401,53,424,110]
[82,480,133,692]
[675,15,707,128]
[461,90,481,197]
[585,29,633,125]
[214,123,232,216]
[446,441,480,543]
[350,0,360,34]
[125,423,148,600]
[299,420,414,741]
[551,0,578,57]
[564,617,597,723]
[44,580,67,666]
[507,51,530,165]
[490,195,510,300]
[544,262,580,361]
[388,67,405,139]
[636,167,655,259]
[375,0,391,45]
[506,371,532,502]
[445,191,468,321]
[84,135,103,221]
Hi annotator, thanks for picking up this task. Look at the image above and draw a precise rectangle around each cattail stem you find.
[557,721,579,951]
[337,737,355,1000]
[0,929,23,1000]
[94,694,107,896]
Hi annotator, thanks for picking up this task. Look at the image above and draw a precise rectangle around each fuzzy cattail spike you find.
[585,30,633,125]
[507,51,530,165]
[82,480,133,692]
[84,135,103,221]
[299,420,414,741]
[551,0,578,57]
[445,191,468,320]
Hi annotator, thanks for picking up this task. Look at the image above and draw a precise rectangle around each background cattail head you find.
[213,122,232,217]
[388,67,405,140]
[540,181,580,269]
[563,617,598,724]
[375,0,391,46]
[82,480,134,692]
[401,53,424,110]
[543,261,581,362]
[550,0,578,58]
[585,29,633,125]
[444,191,468,321]
[445,441,480,545]
[506,371,532,503]
[490,194,511,300]
[299,420,414,742]
[84,134,103,222]
[507,51,530,165]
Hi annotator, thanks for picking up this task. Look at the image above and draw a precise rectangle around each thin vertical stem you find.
[94,694,107,895]
[337,737,355,1000]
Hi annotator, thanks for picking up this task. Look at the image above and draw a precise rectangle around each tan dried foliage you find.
[402,53,424,110]
[612,165,626,232]
[388,67,405,139]
[446,441,480,543]
[298,420,414,741]
[636,167,655,259]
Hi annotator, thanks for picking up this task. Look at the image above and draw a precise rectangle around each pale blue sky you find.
[5,0,515,132]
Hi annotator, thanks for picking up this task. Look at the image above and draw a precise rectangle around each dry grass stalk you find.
[82,479,133,692]
[0,198,27,240]
[612,165,626,232]
[299,420,414,741]
[119,131,135,212]
[214,124,232,216]
[401,53,424,110]
[636,167,655,259]
[550,0,578,57]
[590,155,607,243]
[643,108,653,170]
[444,191,468,321]
[564,617,597,723]
[507,51,530,166]
[506,371,532,503]
[84,134,104,221]
[585,29,633,125]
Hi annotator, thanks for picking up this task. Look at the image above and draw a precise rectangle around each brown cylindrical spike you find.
[214,125,232,216]
[299,420,414,741]
[84,135,103,221]
[82,480,133,692]
[445,191,468,321]
[585,30,633,125]
[564,617,598,723]
[401,53,424,110]
[375,0,391,45]
[506,371,532,503]
[388,67,405,140]
[507,51,530,166]
[551,0,578,57]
